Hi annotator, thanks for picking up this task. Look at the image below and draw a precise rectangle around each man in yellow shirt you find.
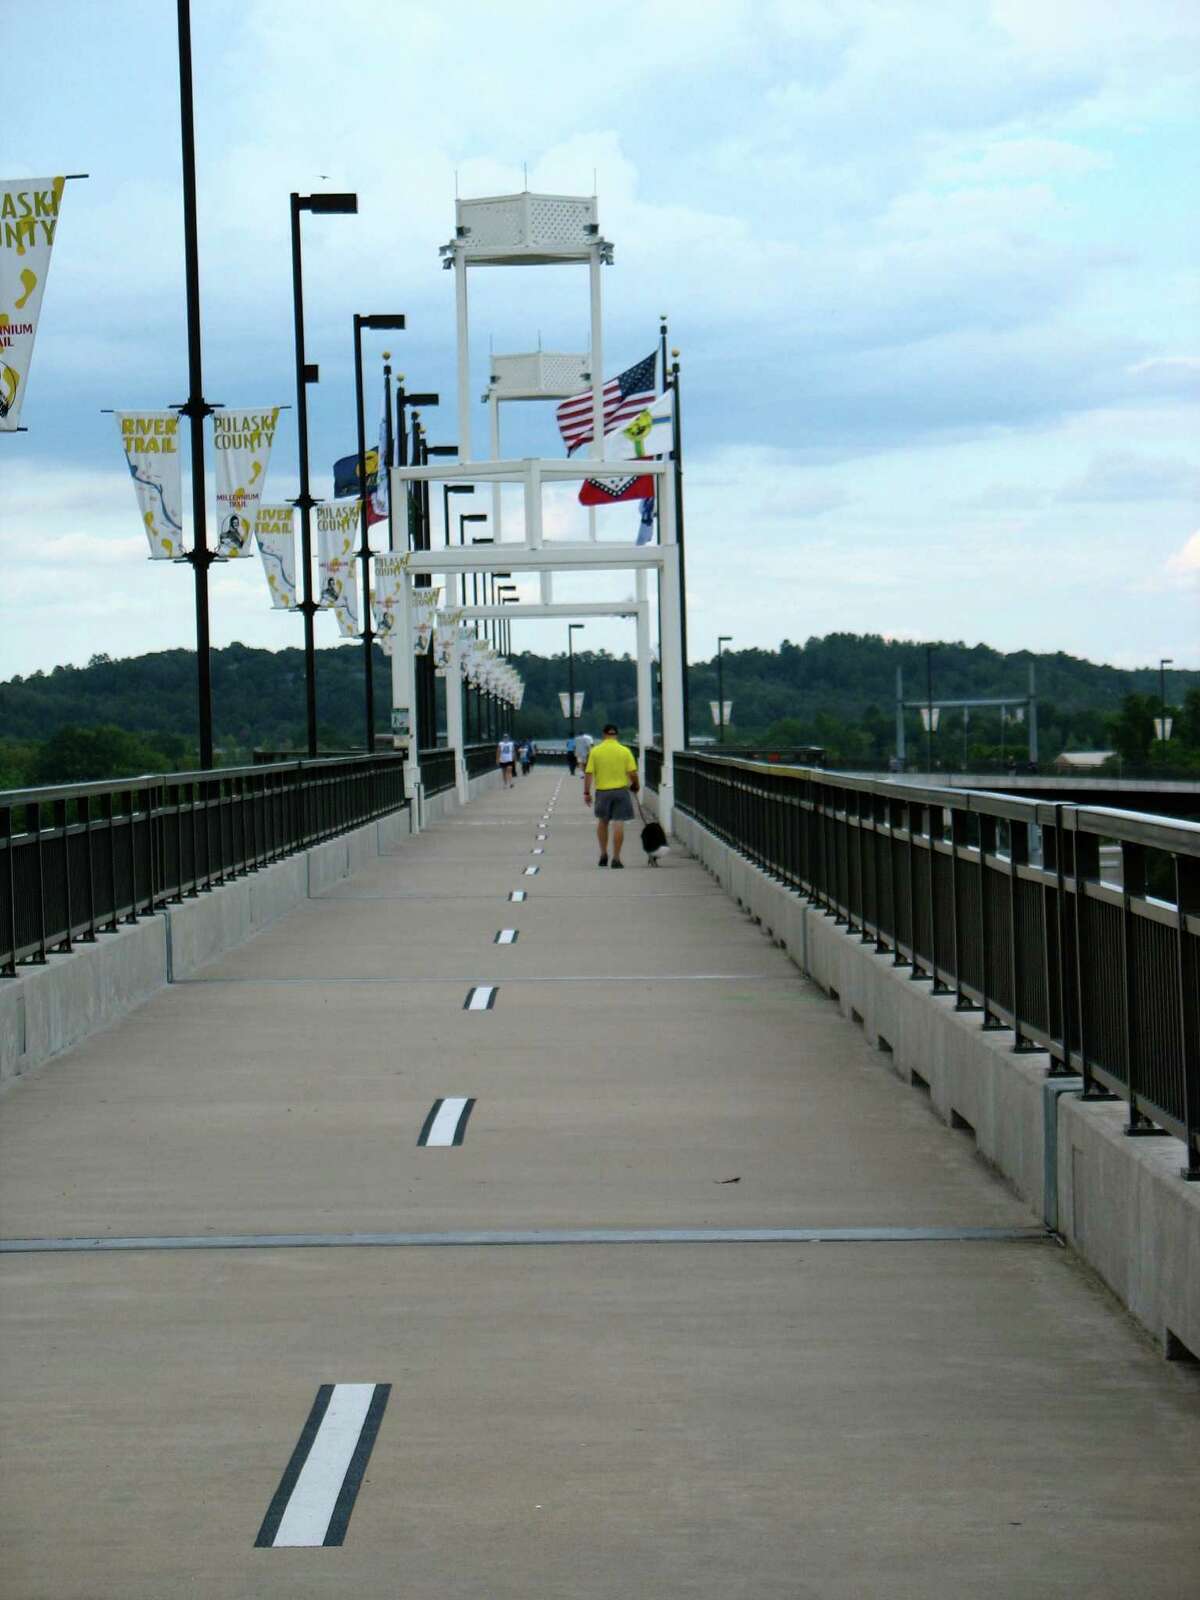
[583,723,640,869]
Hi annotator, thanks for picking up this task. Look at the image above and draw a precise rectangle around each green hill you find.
[1,634,1197,785]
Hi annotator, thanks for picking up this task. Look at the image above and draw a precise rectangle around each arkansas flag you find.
[579,472,654,507]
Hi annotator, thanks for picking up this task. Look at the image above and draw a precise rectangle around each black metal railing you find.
[1,753,406,975]
[419,747,457,798]
[465,743,496,781]
[673,751,1200,1175]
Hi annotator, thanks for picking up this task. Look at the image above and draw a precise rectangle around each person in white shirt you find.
[573,731,593,775]
[496,736,516,788]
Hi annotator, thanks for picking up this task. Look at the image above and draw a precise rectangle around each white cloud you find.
[1058,451,1200,504]
[1165,530,1200,586]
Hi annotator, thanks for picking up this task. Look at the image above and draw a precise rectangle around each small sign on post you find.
[391,707,411,737]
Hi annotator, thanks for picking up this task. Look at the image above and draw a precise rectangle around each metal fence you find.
[419,747,457,798]
[1,753,406,975]
[465,743,497,781]
[644,746,663,793]
[673,751,1200,1176]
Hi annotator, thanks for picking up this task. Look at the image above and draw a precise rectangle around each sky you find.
[3,0,1198,685]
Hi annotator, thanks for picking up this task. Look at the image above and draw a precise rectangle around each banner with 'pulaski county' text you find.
[317,501,360,636]
[116,412,183,559]
[0,177,66,431]
[214,407,280,558]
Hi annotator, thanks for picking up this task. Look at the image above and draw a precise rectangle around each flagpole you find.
[670,348,691,747]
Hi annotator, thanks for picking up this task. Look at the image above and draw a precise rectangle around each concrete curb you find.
[672,808,1200,1361]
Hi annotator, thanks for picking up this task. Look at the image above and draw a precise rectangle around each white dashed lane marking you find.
[495,929,518,944]
[509,890,527,902]
[464,985,497,1010]
[255,1383,390,1548]
[417,1097,476,1147]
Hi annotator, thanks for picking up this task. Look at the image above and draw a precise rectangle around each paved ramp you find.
[2,768,1198,1596]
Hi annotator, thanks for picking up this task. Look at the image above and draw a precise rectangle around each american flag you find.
[556,352,657,454]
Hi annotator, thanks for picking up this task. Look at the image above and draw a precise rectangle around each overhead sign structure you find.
[0,176,65,431]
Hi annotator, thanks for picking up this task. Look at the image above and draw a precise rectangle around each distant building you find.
[1053,750,1115,772]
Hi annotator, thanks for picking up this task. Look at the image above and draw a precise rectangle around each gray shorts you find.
[594,788,634,822]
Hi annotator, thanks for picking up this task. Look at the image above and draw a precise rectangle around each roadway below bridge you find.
[1,767,1198,1596]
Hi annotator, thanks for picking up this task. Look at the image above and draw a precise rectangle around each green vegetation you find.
[1,636,1197,787]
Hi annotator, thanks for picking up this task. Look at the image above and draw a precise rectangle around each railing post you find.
[1008,817,1041,1052]
[908,801,928,980]
[1120,840,1167,1138]
[978,815,1004,1027]
[1175,853,1200,1179]
[950,809,976,1009]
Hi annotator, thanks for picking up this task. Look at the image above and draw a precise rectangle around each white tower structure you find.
[392,191,683,829]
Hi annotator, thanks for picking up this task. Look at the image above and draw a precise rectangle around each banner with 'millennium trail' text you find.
[317,502,360,636]
[215,407,280,557]
[116,412,183,559]
[254,504,296,608]
[0,177,65,431]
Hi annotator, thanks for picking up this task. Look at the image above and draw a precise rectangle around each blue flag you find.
[636,493,655,545]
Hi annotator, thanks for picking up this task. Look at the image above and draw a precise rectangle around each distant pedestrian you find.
[497,734,516,788]
[583,723,639,868]
[519,738,533,775]
[566,734,577,776]
[574,730,593,775]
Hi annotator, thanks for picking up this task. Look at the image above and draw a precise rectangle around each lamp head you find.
[302,192,358,214]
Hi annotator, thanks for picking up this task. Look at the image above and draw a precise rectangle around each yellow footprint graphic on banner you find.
[14,269,37,310]
[0,361,18,420]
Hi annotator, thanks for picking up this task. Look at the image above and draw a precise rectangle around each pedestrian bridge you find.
[2,755,1199,1596]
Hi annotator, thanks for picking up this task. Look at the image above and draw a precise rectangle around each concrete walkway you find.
[2,767,1198,1597]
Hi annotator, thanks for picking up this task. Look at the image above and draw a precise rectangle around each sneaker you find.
[598,854,608,868]
[610,858,624,869]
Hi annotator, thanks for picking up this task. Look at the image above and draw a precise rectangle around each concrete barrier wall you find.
[0,771,505,1089]
[673,807,1200,1362]
[1,805,411,1086]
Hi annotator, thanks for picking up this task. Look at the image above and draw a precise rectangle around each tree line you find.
[1,634,1197,787]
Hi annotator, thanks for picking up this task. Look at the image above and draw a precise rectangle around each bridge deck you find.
[2,769,1198,1597]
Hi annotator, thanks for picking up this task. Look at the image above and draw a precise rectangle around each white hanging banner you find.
[373,551,407,655]
[709,700,733,727]
[214,407,280,557]
[434,609,463,676]
[559,691,585,717]
[412,587,441,655]
[0,176,66,431]
[317,501,360,635]
[115,411,183,559]
[253,504,296,609]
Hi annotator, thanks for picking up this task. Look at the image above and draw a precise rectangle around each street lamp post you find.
[175,0,217,768]
[717,635,732,744]
[290,188,357,756]
[925,644,934,773]
[568,623,584,741]
[444,483,474,547]
[353,313,406,752]
[1160,657,1174,739]
[459,514,487,739]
